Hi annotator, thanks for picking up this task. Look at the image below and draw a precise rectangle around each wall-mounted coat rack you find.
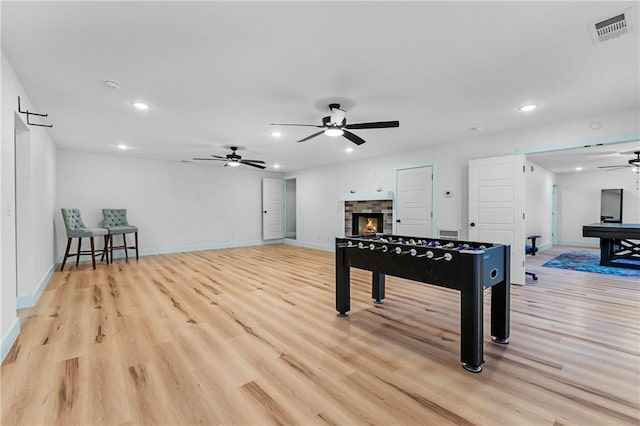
[17,96,53,128]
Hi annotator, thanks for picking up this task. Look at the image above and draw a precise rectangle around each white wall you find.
[525,161,555,248]
[556,168,640,246]
[1,52,58,360]
[55,150,282,258]
[288,108,640,251]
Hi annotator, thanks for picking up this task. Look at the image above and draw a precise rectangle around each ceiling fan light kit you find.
[518,104,537,112]
[271,103,399,145]
[324,128,344,137]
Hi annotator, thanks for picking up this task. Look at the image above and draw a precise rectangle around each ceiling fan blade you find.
[342,130,366,145]
[597,165,630,168]
[344,121,399,130]
[297,130,325,143]
[242,159,266,164]
[193,157,225,161]
[271,123,323,128]
[241,161,266,169]
[211,155,226,159]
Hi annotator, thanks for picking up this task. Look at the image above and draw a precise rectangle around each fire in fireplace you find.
[352,213,383,235]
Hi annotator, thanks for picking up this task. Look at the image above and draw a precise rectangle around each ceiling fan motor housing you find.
[323,115,346,127]
[328,104,346,126]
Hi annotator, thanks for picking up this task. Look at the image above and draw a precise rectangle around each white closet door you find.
[469,154,526,285]
[262,178,284,240]
[396,166,433,237]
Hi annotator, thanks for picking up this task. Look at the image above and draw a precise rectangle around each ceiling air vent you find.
[589,8,633,44]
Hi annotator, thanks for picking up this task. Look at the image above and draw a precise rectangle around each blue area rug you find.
[542,251,640,278]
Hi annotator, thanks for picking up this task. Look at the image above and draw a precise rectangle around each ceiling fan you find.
[193,146,266,169]
[271,103,399,145]
[597,151,640,171]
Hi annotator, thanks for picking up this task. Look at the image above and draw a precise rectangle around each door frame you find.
[283,176,297,239]
[14,112,32,304]
[552,184,558,245]
[393,161,438,236]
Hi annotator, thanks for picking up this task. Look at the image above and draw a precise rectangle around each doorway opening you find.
[523,138,639,249]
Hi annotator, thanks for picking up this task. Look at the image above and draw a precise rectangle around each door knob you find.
[264,210,267,214]
[470,222,476,227]
[396,219,401,223]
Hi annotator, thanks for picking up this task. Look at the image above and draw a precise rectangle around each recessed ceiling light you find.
[131,102,150,110]
[271,131,282,138]
[470,127,482,132]
[104,80,120,90]
[575,167,583,171]
[345,147,354,153]
[518,104,537,112]
[117,144,127,150]
[324,128,344,137]
[273,164,281,169]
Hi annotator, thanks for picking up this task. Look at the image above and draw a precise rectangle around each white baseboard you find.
[16,263,56,309]
[54,239,285,264]
[1,318,20,364]
[283,238,333,252]
[557,241,599,248]
[538,243,553,252]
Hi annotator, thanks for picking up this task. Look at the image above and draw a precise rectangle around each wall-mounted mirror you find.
[600,188,623,223]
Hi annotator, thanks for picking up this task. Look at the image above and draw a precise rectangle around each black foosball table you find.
[335,234,511,373]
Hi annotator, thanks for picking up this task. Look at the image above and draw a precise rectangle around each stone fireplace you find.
[344,199,393,236]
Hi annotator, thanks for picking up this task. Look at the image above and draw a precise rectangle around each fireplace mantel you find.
[340,191,394,202]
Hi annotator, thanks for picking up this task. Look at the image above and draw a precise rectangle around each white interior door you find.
[262,178,284,240]
[396,166,433,237]
[469,155,526,285]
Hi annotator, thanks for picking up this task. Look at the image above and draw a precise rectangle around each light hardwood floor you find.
[1,244,639,425]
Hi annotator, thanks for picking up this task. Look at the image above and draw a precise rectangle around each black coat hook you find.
[18,96,53,128]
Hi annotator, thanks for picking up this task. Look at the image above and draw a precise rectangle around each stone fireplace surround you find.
[344,200,393,236]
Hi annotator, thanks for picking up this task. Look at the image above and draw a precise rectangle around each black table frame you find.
[335,235,511,373]
[582,223,640,270]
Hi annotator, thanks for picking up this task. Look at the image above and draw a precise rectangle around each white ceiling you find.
[2,1,639,172]
[527,140,640,174]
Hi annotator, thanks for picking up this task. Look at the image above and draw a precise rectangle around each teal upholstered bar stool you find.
[102,209,139,263]
[60,208,110,271]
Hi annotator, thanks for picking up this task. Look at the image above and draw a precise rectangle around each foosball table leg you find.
[336,246,351,317]
[372,272,385,304]
[462,363,482,373]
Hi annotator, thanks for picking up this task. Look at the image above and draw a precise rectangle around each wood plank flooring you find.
[1,244,639,425]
